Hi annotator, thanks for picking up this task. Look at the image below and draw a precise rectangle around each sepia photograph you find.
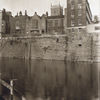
[0,0,100,100]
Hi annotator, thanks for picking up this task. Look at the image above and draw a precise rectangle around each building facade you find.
[1,9,12,35]
[47,4,64,34]
[26,12,47,36]
[51,4,63,16]
[26,4,65,35]
[47,16,64,34]
[0,0,94,36]
[13,11,28,36]
[67,0,92,28]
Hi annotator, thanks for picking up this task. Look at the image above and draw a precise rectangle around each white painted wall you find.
[87,23,100,33]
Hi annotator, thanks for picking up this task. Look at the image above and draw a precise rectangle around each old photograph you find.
[0,0,100,100]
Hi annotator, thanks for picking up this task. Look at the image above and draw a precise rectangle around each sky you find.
[0,0,100,17]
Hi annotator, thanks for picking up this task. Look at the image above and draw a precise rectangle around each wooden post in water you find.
[0,77,17,100]
[10,80,13,100]
[0,73,1,95]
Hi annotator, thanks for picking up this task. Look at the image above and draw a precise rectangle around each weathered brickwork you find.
[0,35,67,60]
[0,31,99,62]
[92,33,100,62]
[29,36,67,60]
[26,13,47,35]
[66,29,93,61]
[47,16,64,34]
[0,39,26,58]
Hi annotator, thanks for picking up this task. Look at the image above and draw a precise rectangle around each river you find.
[0,58,99,100]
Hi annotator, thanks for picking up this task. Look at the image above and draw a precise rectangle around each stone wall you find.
[0,33,99,62]
[0,35,67,60]
[29,36,67,60]
[66,30,92,61]
[0,38,26,58]
[92,33,100,62]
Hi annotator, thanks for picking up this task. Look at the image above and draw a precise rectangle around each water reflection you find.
[0,58,99,100]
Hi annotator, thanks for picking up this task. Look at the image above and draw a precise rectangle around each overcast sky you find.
[0,0,100,16]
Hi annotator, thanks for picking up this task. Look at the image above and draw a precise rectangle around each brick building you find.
[13,11,28,36]
[0,0,93,36]
[40,14,47,34]
[67,0,92,28]
[0,9,12,36]
[51,4,63,16]
[26,12,47,36]
[47,4,64,34]
[47,16,64,34]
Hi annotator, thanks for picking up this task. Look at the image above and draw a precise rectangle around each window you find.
[48,20,53,27]
[78,10,82,16]
[78,19,82,25]
[55,20,58,26]
[78,4,82,9]
[67,29,71,33]
[16,21,20,26]
[15,21,20,29]
[78,28,82,32]
[71,14,74,18]
[42,30,44,33]
[71,10,74,14]
[71,20,75,26]
[71,5,74,10]
[71,10,75,18]
[95,26,100,30]
[71,28,75,32]
[32,19,38,29]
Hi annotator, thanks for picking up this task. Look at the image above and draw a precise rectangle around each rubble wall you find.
[0,33,98,62]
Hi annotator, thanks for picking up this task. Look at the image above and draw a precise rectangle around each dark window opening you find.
[25,43,27,46]
[78,44,82,46]
[10,41,13,45]
[42,30,44,34]
[56,38,59,43]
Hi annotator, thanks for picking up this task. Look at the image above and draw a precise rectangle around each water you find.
[0,58,99,100]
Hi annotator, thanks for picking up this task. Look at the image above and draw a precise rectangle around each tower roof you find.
[51,4,63,9]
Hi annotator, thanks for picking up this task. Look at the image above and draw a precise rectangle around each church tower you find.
[51,3,63,16]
